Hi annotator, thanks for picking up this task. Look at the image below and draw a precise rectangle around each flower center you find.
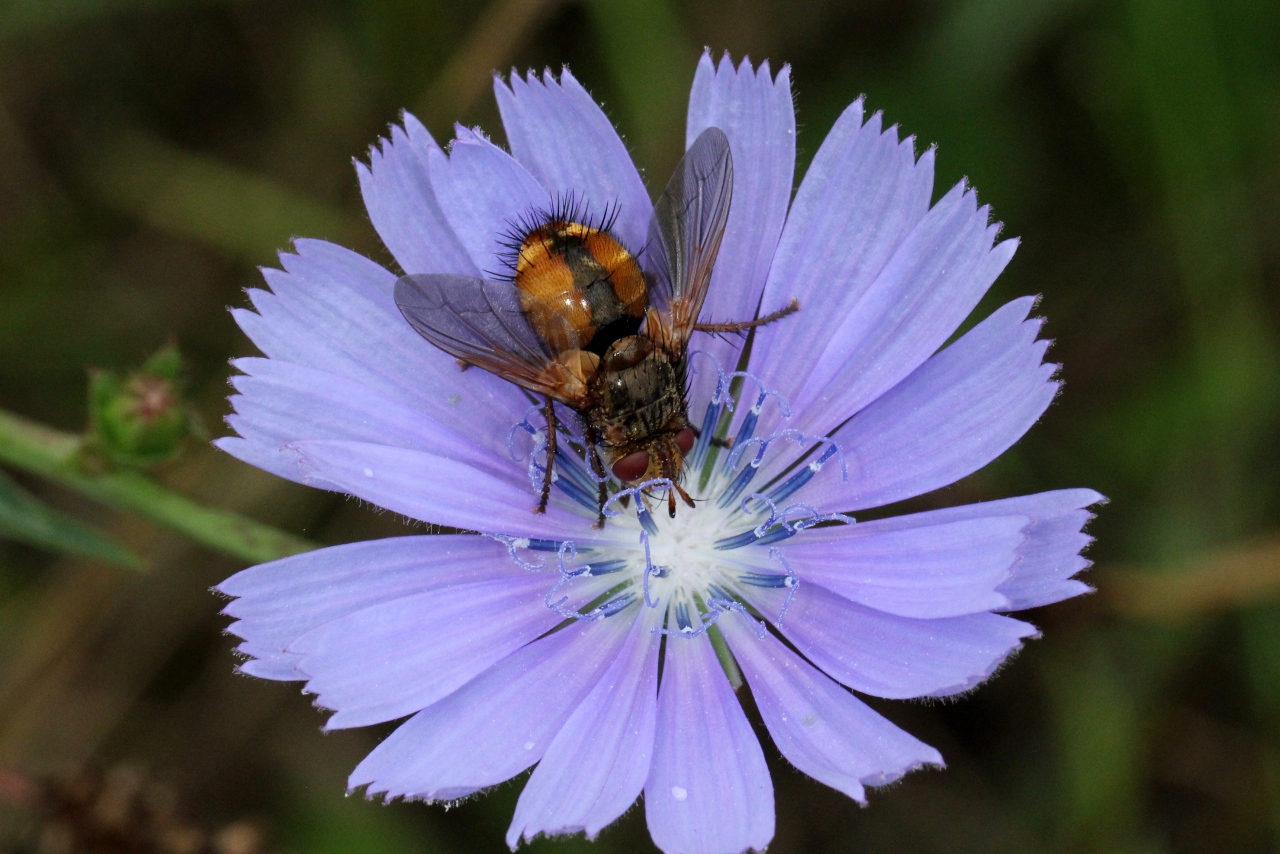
[643,496,737,599]
[495,359,851,636]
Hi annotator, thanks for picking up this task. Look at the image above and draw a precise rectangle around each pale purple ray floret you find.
[215,51,1102,854]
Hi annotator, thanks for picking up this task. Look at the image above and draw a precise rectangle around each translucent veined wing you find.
[642,126,733,348]
[394,274,591,405]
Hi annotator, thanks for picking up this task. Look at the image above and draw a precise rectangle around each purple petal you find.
[427,131,550,275]
[216,435,341,498]
[224,358,479,485]
[723,617,943,803]
[285,439,599,538]
[224,357,536,494]
[507,603,662,846]
[996,491,1100,609]
[864,489,1104,610]
[738,582,1037,699]
[229,239,528,468]
[495,69,650,252]
[747,100,933,421]
[356,114,477,276]
[796,297,1058,511]
[287,569,598,729]
[645,630,773,854]
[684,51,795,412]
[779,514,1027,618]
[781,184,1017,442]
[350,615,632,802]
[217,535,514,680]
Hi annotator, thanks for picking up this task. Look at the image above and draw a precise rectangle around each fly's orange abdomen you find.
[514,230,592,352]
[579,228,646,314]
[514,220,647,356]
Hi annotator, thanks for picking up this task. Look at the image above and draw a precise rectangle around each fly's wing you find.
[394,274,589,405]
[642,126,733,349]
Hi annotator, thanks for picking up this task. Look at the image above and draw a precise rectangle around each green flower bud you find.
[88,346,195,467]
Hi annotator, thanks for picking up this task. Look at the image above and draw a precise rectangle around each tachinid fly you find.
[394,127,799,525]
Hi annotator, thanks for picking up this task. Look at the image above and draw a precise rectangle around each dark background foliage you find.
[0,0,1278,851]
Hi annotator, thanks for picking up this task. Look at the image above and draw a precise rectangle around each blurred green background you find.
[0,0,1278,851]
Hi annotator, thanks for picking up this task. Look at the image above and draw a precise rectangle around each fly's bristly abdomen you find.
[513,219,647,356]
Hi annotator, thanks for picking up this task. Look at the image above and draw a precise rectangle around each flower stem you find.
[0,407,317,565]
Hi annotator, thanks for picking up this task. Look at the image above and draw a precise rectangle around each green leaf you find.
[0,469,144,569]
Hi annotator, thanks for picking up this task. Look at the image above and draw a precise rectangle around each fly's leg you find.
[536,395,557,514]
[693,298,799,334]
[585,423,608,528]
[672,483,695,516]
[691,425,733,449]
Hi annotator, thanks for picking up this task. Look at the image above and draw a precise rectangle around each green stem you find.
[0,408,317,564]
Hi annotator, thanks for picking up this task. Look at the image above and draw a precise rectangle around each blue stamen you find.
[524,538,564,552]
[635,501,658,536]
[751,526,797,547]
[508,407,607,514]
[716,448,762,507]
[653,593,767,639]
[715,528,765,551]
[714,524,795,551]
[484,533,551,572]
[604,478,672,535]
[736,551,801,625]
[714,496,852,551]
[583,558,629,576]
[723,409,760,475]
[552,468,599,512]
[675,602,692,632]
[720,371,793,420]
[555,540,583,576]
[546,587,637,622]
[506,405,543,463]
[641,530,668,608]
[719,429,806,509]
[769,549,800,624]
[712,493,779,549]
[739,572,792,588]
[765,442,846,505]
[708,595,768,639]
[592,592,638,619]
[554,446,597,496]
[742,492,780,533]
[690,398,721,472]
[542,540,635,622]
[716,379,788,476]
[787,509,857,532]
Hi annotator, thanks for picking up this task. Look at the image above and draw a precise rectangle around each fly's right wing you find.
[394,274,591,406]
[642,127,734,349]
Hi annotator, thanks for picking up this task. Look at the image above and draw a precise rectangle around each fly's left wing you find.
[394,274,591,406]
[642,126,734,349]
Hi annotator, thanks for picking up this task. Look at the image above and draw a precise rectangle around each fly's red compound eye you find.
[611,451,650,483]
[675,427,696,456]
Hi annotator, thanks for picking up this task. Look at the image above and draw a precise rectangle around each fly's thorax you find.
[586,335,689,473]
[513,220,647,356]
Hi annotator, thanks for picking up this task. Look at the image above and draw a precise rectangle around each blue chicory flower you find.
[216,52,1101,854]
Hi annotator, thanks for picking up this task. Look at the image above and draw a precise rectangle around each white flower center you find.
[498,368,849,633]
[639,474,746,606]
